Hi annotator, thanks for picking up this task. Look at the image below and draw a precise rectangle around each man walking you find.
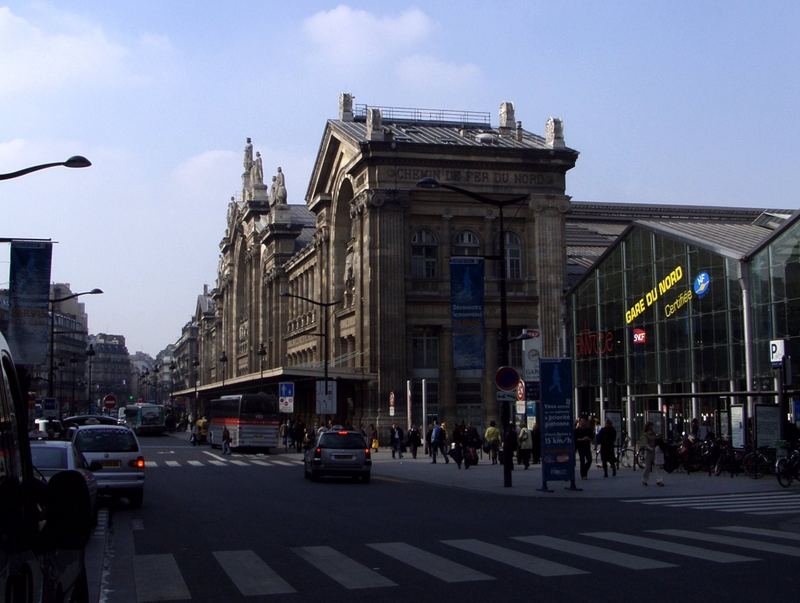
[390,423,404,459]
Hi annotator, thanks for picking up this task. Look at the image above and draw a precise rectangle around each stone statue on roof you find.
[251,151,264,185]
[275,167,287,204]
[243,137,253,173]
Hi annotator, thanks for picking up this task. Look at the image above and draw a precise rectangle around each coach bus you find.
[206,393,280,451]
[118,403,166,435]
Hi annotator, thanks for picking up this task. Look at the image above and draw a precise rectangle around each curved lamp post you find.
[219,351,228,388]
[258,343,267,392]
[417,177,528,488]
[0,156,91,181]
[48,288,103,398]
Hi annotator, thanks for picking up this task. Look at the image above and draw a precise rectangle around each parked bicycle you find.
[714,439,743,477]
[776,447,800,487]
[742,446,775,479]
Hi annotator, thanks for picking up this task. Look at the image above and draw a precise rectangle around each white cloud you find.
[395,55,481,90]
[302,5,434,69]
[0,6,128,96]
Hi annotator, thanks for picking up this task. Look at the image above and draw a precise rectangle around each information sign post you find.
[539,358,578,492]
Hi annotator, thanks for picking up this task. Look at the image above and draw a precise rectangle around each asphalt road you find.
[99,434,800,603]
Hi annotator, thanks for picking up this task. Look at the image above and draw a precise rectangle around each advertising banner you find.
[755,404,780,449]
[450,257,484,369]
[730,405,745,449]
[521,329,542,382]
[539,358,575,490]
[315,380,336,415]
[8,241,52,365]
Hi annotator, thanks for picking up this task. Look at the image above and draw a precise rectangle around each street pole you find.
[417,177,527,488]
[86,344,95,412]
[192,358,200,418]
[0,155,91,180]
[258,344,266,392]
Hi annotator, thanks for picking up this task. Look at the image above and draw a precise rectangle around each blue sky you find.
[2,1,798,356]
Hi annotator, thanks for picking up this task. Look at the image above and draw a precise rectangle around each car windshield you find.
[31,446,67,469]
[318,433,366,449]
[75,429,138,453]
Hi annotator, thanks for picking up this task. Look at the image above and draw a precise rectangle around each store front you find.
[569,212,800,444]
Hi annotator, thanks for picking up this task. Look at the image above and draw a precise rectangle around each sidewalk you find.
[359,448,787,499]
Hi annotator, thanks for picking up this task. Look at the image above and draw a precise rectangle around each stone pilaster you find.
[531,194,571,357]
[439,327,455,424]
[483,325,499,425]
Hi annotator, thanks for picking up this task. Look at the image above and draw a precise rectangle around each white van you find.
[0,331,93,602]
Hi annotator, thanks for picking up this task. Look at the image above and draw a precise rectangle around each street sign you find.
[522,329,542,382]
[279,382,294,414]
[103,394,117,410]
[496,390,516,403]
[495,366,520,392]
[315,379,336,415]
[770,339,785,367]
[389,390,396,417]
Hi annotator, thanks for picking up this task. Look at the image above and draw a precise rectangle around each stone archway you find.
[330,178,355,305]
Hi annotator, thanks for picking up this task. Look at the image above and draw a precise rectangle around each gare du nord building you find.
[175,94,577,431]
[569,208,800,444]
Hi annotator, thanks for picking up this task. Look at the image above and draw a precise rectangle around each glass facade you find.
[569,219,800,441]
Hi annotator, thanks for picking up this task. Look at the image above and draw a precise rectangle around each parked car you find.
[30,439,101,521]
[1,331,93,602]
[73,424,146,507]
[31,417,65,440]
[304,430,372,482]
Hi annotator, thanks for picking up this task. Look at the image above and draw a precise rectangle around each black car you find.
[63,414,121,427]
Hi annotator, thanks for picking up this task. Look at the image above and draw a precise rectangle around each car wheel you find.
[310,470,319,482]
[128,490,144,508]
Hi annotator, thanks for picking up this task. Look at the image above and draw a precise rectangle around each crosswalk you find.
[144,454,305,469]
[622,491,800,516]
[130,525,800,601]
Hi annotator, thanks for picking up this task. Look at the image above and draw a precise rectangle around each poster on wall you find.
[450,257,485,369]
[539,358,576,491]
[755,404,780,449]
[730,405,745,449]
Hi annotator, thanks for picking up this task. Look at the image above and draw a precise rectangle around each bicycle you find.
[776,448,800,487]
[742,446,774,479]
[713,439,743,477]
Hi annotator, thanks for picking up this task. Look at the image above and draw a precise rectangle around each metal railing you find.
[354,104,490,126]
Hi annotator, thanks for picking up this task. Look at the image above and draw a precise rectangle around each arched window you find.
[505,231,522,280]
[411,229,438,278]
[453,230,481,256]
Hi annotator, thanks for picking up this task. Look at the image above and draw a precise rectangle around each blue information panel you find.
[539,358,575,490]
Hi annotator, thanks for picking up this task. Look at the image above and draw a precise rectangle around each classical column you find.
[531,195,571,357]
[439,326,455,424]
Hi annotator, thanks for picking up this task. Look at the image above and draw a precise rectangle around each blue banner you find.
[450,257,484,369]
[539,358,575,486]
[8,241,52,365]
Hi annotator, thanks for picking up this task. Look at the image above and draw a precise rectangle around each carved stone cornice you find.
[264,265,283,283]
[312,226,329,248]
[529,194,571,215]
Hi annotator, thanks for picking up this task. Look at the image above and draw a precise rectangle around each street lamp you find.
[219,351,228,387]
[192,358,200,418]
[48,288,103,397]
[417,177,528,487]
[142,369,150,402]
[153,364,160,405]
[280,293,339,404]
[258,343,267,392]
[169,361,177,404]
[0,155,91,181]
[86,344,95,411]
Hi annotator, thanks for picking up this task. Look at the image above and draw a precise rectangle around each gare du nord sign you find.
[380,166,562,189]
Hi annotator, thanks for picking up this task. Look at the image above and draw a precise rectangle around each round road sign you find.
[495,366,520,392]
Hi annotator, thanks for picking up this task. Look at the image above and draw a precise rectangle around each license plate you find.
[101,460,120,468]
[333,454,354,460]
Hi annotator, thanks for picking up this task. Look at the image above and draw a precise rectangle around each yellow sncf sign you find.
[625,265,684,324]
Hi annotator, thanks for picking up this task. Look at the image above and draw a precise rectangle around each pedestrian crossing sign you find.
[279,382,294,413]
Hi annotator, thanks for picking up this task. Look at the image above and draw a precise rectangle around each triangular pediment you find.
[305,121,362,207]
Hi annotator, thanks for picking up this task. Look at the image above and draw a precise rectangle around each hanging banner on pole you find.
[450,257,484,369]
[315,379,336,415]
[8,241,52,365]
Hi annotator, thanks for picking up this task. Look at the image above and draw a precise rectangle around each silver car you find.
[73,424,145,507]
[30,439,100,520]
[304,430,372,482]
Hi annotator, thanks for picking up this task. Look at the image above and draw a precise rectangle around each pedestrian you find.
[439,422,450,464]
[279,421,288,452]
[407,424,421,459]
[464,423,481,468]
[430,421,442,463]
[598,418,617,477]
[390,423,404,459]
[640,421,664,486]
[293,420,305,453]
[451,422,466,468]
[483,420,501,465]
[517,423,533,469]
[369,424,379,453]
[222,424,232,455]
[575,416,594,479]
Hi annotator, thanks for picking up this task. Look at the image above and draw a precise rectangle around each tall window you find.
[453,230,481,256]
[505,231,522,280]
[411,229,438,278]
[412,328,439,368]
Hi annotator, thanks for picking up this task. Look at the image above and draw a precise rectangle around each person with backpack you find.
[222,424,232,455]
[518,423,533,469]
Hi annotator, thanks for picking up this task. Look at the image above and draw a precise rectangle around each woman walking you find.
[483,421,501,465]
[598,418,617,477]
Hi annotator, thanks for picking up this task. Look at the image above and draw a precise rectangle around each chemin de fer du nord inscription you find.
[384,167,557,188]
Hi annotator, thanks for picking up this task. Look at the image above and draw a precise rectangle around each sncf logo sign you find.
[633,329,647,344]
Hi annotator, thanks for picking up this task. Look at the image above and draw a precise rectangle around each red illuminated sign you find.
[633,329,647,344]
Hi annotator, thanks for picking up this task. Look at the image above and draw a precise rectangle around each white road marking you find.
[585,532,756,563]
[165,460,181,467]
[713,526,800,541]
[202,451,228,461]
[649,529,800,557]
[514,535,675,570]
[367,542,494,582]
[229,460,249,466]
[293,545,396,589]
[134,554,191,601]
[214,550,296,595]
[442,539,587,576]
[187,460,203,467]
